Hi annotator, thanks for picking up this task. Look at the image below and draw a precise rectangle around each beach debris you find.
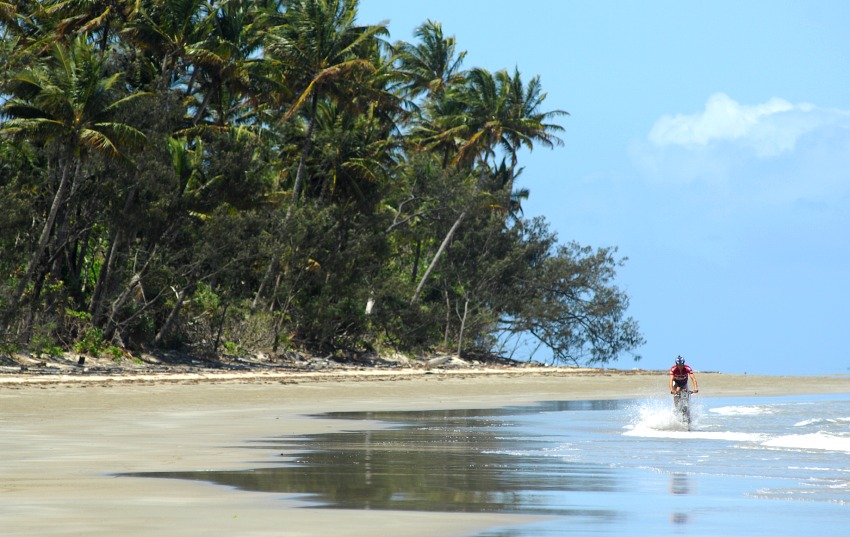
[424,356,450,369]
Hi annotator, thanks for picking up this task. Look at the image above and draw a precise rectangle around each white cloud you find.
[647,93,841,158]
[634,94,850,196]
[625,96,850,272]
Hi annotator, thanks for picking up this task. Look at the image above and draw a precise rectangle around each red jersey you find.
[670,365,693,381]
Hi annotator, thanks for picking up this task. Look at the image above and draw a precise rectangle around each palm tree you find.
[409,67,567,304]
[182,0,268,129]
[0,1,57,71]
[124,0,209,86]
[45,0,142,51]
[252,3,395,310]
[0,3,19,86]
[488,158,528,226]
[395,19,468,168]
[452,67,567,169]
[501,67,567,164]
[265,0,388,213]
[395,19,466,103]
[309,99,394,211]
[0,35,149,320]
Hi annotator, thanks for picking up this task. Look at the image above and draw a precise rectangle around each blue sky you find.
[357,1,850,376]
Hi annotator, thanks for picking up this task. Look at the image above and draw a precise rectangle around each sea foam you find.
[761,431,850,453]
[710,405,773,416]
[623,399,769,442]
[794,416,850,427]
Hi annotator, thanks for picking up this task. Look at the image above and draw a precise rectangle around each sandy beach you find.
[2,367,848,536]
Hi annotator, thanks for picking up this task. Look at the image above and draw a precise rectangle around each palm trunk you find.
[49,192,75,285]
[192,84,217,125]
[12,157,77,307]
[268,271,283,312]
[64,219,93,301]
[103,243,158,342]
[251,256,276,310]
[154,285,189,346]
[410,168,485,305]
[103,273,142,342]
[410,240,421,283]
[443,287,451,348]
[90,187,136,323]
[286,94,319,220]
[410,209,467,305]
[457,297,469,356]
[89,228,122,323]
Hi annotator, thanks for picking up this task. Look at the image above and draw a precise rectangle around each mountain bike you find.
[673,390,694,430]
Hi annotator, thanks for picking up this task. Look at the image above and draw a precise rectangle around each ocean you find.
[132,393,850,535]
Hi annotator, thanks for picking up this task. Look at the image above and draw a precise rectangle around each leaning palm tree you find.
[409,67,567,304]
[265,0,388,213]
[0,35,149,320]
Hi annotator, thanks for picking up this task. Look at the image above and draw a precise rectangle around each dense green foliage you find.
[0,0,644,365]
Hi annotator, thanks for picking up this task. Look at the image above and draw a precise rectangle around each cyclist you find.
[669,355,698,395]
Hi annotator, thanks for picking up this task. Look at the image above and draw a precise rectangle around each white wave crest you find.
[762,432,850,453]
[624,427,765,442]
[794,416,850,427]
[710,405,772,416]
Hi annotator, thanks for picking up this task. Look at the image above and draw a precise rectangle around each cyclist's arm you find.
[689,373,698,392]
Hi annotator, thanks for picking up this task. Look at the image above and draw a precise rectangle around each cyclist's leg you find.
[672,379,687,402]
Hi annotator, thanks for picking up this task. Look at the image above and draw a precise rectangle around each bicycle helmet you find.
[675,355,685,366]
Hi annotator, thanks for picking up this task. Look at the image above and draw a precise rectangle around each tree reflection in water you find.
[122,401,624,519]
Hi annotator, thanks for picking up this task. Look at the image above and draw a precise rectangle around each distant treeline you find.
[0,0,643,365]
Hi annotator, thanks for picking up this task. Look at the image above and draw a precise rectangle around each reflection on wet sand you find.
[123,402,623,519]
[669,473,692,526]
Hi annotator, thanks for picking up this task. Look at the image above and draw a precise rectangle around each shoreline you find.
[2,369,849,536]
[3,362,850,388]
[3,350,848,390]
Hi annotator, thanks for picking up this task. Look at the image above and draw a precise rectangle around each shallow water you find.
[126,394,850,535]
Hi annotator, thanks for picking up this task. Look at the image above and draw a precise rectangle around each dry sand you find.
[1,368,848,536]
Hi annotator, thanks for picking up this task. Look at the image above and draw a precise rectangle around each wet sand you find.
[1,369,848,536]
